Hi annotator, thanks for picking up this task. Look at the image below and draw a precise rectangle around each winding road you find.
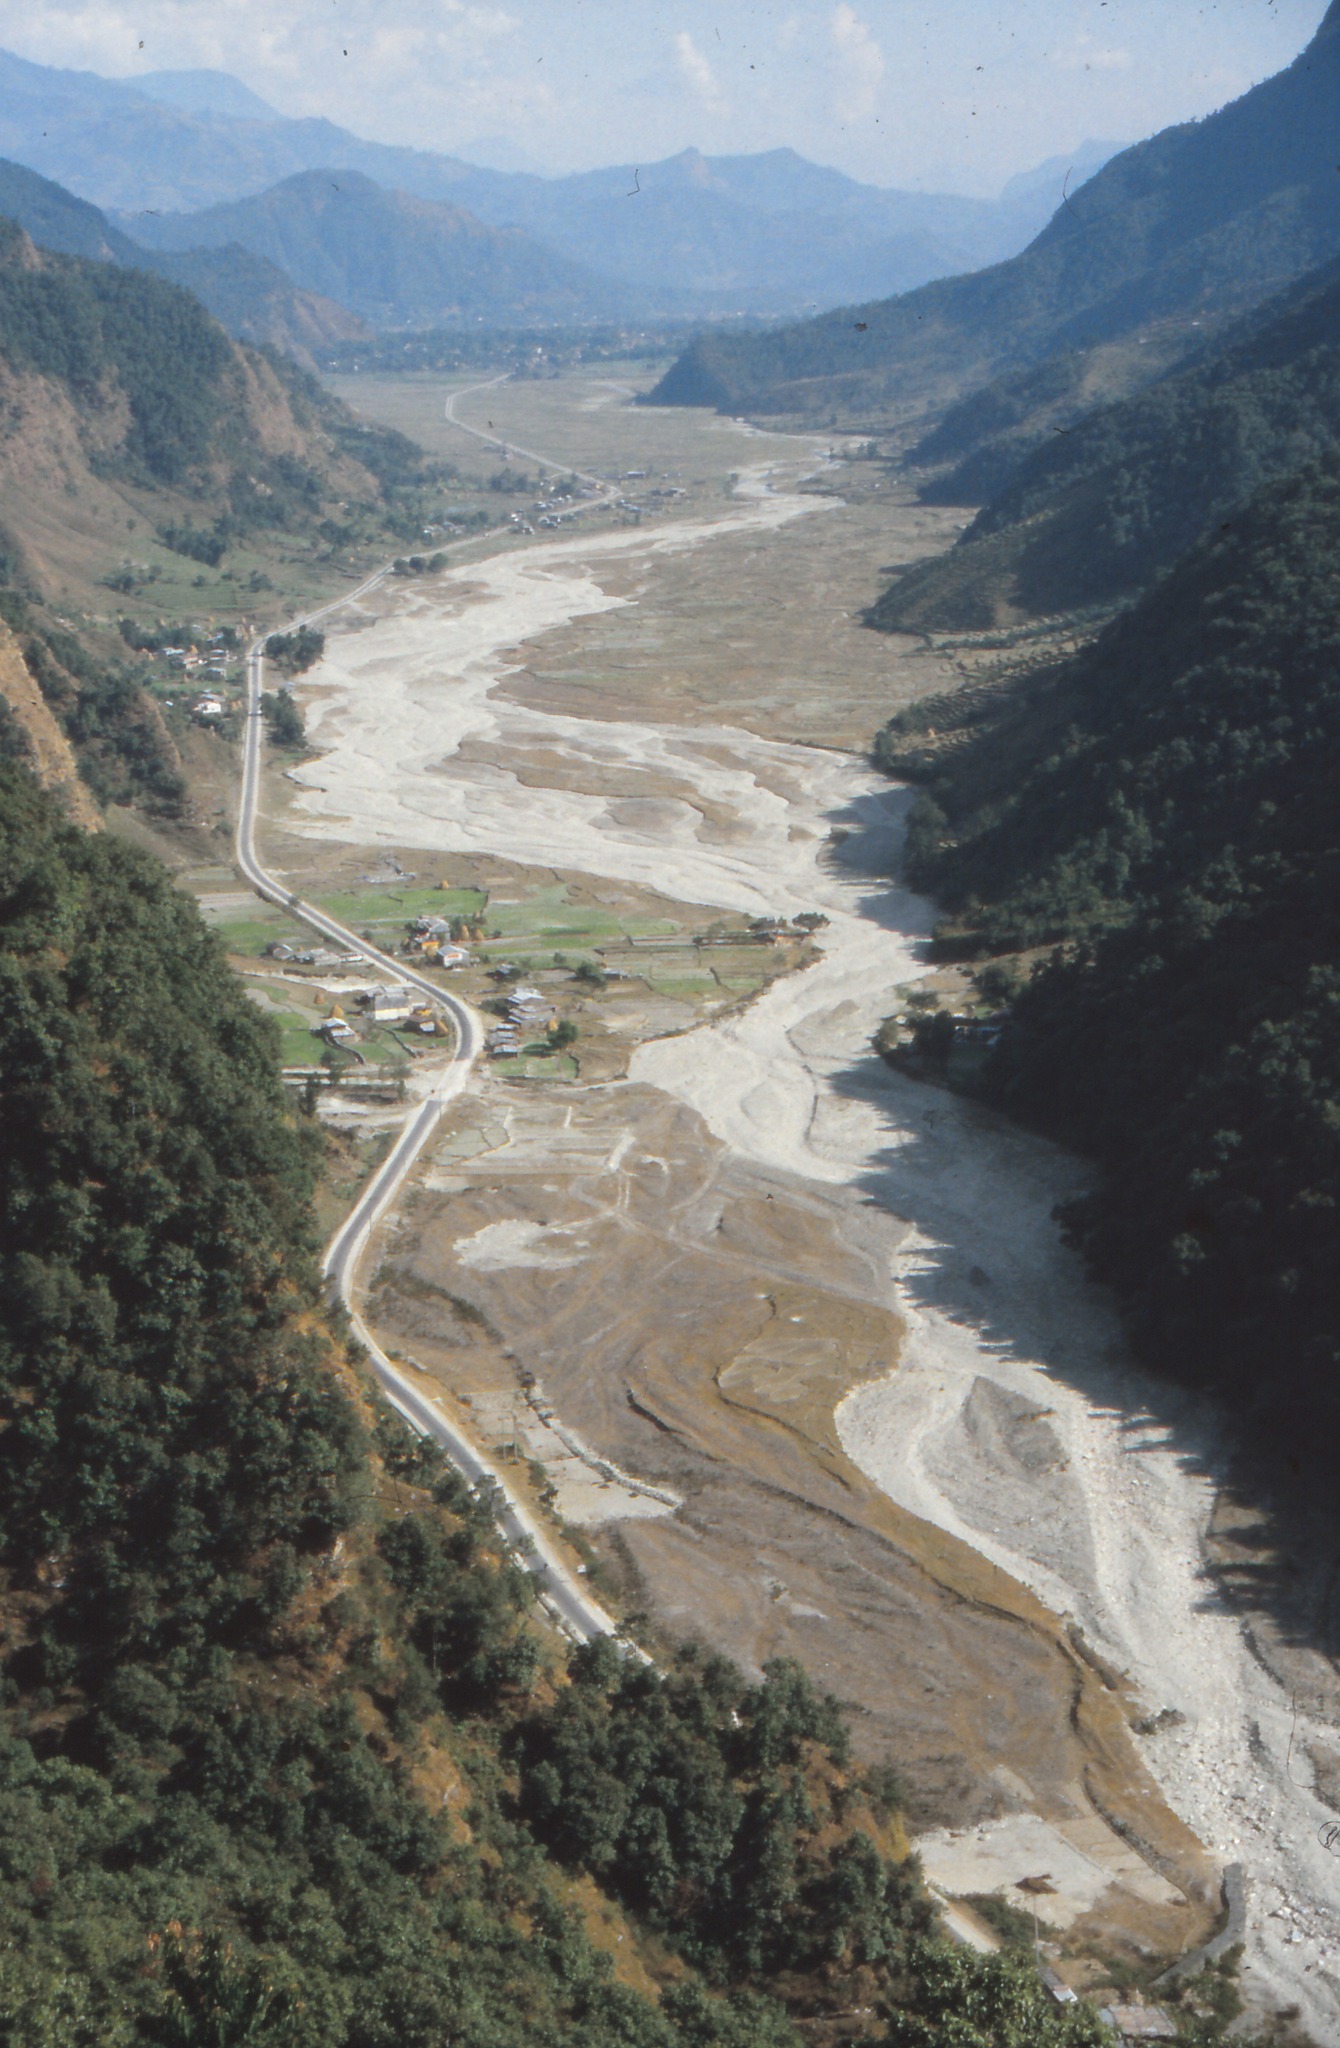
[235,540,622,1647]
[442,377,622,519]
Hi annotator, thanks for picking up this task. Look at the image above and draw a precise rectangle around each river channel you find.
[280,381,1340,2040]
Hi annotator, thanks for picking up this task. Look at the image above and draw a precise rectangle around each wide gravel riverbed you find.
[282,440,1340,2041]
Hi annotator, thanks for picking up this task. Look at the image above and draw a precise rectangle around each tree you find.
[261,689,305,750]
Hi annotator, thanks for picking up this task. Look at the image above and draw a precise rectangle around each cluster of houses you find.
[354,983,416,1022]
[164,635,231,677]
[506,476,603,533]
[350,984,447,1036]
[264,942,362,971]
[405,913,473,969]
[312,983,448,1051]
[165,631,236,710]
[486,983,557,1059]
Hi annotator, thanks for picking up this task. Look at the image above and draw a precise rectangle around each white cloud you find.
[829,4,884,123]
[673,29,725,113]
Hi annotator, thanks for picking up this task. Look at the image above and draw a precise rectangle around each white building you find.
[358,984,415,1022]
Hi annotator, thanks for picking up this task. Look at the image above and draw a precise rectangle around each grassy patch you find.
[215,914,312,957]
[646,972,719,997]
[313,884,487,927]
[278,1023,325,1067]
[500,1052,580,1081]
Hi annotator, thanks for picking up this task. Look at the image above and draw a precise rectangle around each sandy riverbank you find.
[278,434,1339,2039]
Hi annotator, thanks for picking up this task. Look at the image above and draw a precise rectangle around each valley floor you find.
[234,367,1339,2040]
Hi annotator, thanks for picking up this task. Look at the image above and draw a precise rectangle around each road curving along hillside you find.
[235,558,624,1649]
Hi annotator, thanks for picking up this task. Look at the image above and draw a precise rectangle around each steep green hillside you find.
[0,221,452,825]
[647,2,1340,420]
[0,158,366,364]
[0,156,135,263]
[879,456,1340,1426]
[0,585,185,817]
[870,255,1340,631]
[0,758,1124,2047]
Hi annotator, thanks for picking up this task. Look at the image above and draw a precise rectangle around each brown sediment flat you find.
[372,1077,1219,1950]
[498,486,964,749]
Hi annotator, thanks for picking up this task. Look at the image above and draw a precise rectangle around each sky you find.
[0,0,1330,193]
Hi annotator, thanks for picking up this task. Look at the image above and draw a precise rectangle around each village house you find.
[505,985,557,1033]
[1039,1967,1076,2007]
[356,984,415,1022]
[293,948,357,971]
[312,1016,356,1046]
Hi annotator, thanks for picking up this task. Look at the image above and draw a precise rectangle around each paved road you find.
[442,376,621,518]
[236,569,622,1647]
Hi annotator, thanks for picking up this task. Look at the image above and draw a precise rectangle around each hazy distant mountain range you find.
[122,170,630,332]
[649,0,1340,418]
[0,46,1120,325]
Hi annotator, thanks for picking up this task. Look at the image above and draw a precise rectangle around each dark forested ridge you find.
[647,1,1340,421]
[0,759,1133,2045]
[0,157,367,360]
[869,253,1340,632]
[878,456,1340,1429]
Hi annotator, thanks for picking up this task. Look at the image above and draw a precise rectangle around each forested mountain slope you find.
[0,222,447,823]
[0,158,365,360]
[869,253,1340,631]
[0,757,1123,2046]
[647,1,1340,420]
[0,214,368,494]
[878,456,1340,1426]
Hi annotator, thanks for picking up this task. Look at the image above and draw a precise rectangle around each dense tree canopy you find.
[4,760,1128,2047]
[878,455,1340,1425]
[870,254,1340,630]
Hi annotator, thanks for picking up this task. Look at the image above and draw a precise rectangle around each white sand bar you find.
[281,445,1340,2041]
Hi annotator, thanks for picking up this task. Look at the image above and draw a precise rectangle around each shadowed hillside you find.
[868,253,1340,631]
[877,455,1340,1429]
